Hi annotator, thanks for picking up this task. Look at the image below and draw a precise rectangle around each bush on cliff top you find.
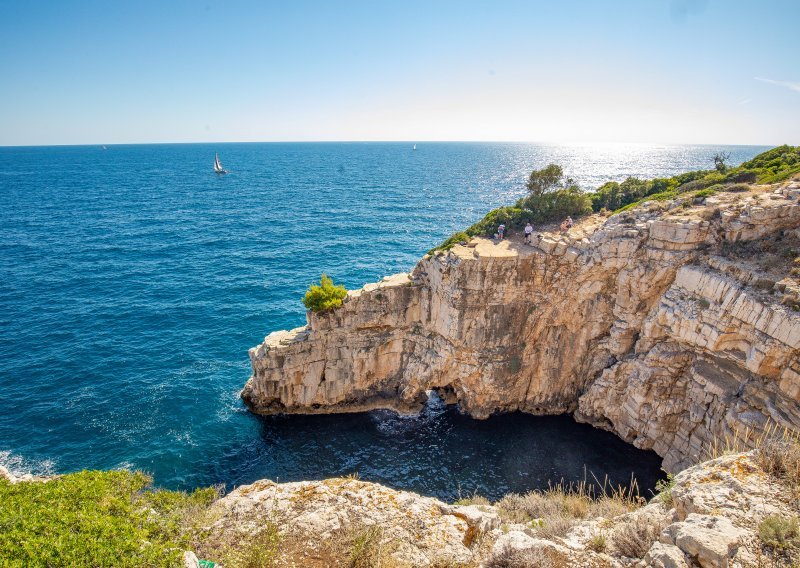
[592,145,800,213]
[0,470,218,567]
[302,273,348,313]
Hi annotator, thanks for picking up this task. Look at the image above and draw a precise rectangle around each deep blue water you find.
[0,142,767,500]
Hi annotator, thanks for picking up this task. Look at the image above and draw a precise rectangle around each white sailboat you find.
[214,153,228,174]
[413,144,417,151]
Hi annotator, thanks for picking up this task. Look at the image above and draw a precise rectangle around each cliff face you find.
[243,182,800,471]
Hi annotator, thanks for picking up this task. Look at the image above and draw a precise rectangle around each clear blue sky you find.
[1,0,798,146]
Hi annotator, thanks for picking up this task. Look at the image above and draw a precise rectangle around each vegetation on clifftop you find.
[431,144,800,252]
[429,164,593,253]
[0,470,218,567]
[302,273,348,313]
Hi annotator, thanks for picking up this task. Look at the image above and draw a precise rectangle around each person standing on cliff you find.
[498,223,505,240]
[524,221,533,244]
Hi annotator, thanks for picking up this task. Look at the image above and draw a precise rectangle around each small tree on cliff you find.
[713,151,731,173]
[526,164,569,196]
[519,164,591,222]
[302,273,348,313]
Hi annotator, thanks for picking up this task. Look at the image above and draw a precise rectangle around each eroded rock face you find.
[243,183,800,471]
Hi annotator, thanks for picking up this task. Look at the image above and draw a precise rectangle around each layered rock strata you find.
[243,182,800,471]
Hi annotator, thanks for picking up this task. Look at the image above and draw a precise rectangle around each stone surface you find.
[182,551,200,568]
[243,182,800,472]
[201,477,497,567]
[644,542,690,568]
[663,514,746,568]
[0,464,50,484]
[479,452,797,568]
[193,451,778,567]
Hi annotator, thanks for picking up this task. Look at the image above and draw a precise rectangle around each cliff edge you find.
[192,450,797,567]
[243,180,800,472]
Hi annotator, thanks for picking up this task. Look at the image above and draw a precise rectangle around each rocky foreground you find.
[244,180,800,474]
[185,450,796,567]
[6,450,795,567]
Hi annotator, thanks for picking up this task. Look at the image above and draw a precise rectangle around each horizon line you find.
[0,139,785,149]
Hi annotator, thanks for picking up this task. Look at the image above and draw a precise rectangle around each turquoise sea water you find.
[0,142,767,500]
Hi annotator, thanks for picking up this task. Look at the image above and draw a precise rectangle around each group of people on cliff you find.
[495,216,573,244]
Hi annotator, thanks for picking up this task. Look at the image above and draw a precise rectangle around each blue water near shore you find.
[0,142,767,500]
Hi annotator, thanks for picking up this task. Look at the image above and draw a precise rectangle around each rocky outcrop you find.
[483,450,793,567]
[243,182,800,472]
[194,451,797,567]
[0,464,51,484]
[197,476,500,567]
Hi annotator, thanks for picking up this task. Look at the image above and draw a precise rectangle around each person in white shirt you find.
[498,223,506,240]
[524,221,533,244]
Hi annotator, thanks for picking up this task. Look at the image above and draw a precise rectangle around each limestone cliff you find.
[243,181,800,472]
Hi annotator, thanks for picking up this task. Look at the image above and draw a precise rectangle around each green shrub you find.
[654,474,675,507]
[587,534,607,553]
[672,169,713,186]
[738,145,800,184]
[429,231,471,254]
[693,188,718,199]
[588,146,798,214]
[724,170,757,184]
[302,273,348,313]
[517,186,592,224]
[759,515,800,551]
[677,176,718,193]
[526,164,566,195]
[724,183,751,192]
[0,470,217,567]
[466,206,528,236]
[432,146,798,254]
[217,524,281,568]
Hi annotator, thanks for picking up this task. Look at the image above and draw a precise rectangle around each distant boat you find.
[214,153,228,174]
[413,144,417,151]
[101,145,107,150]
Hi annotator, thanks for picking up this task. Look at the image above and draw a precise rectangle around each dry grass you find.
[586,534,607,553]
[483,544,567,568]
[496,479,642,540]
[453,493,492,507]
[206,523,281,568]
[321,524,407,568]
[718,229,800,283]
[756,437,800,491]
[759,515,800,552]
[611,518,666,559]
[702,422,800,463]
[654,474,675,508]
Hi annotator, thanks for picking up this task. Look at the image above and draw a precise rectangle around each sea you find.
[0,142,767,500]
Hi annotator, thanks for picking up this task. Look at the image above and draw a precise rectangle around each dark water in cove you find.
[0,142,766,499]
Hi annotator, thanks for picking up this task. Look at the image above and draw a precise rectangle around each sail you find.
[214,153,222,172]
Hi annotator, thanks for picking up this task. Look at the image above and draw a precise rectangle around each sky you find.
[0,0,798,146]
